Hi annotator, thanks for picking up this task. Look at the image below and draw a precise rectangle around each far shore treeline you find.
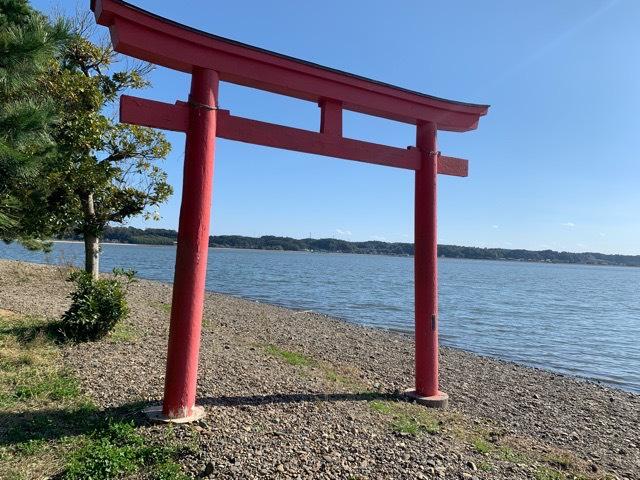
[60,226,640,267]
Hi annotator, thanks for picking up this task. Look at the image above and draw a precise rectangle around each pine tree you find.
[0,0,67,239]
[16,14,172,278]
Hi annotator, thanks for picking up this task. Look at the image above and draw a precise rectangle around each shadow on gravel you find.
[198,391,401,407]
[0,322,60,344]
[0,391,397,446]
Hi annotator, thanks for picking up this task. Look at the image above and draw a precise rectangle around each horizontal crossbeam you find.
[120,95,468,176]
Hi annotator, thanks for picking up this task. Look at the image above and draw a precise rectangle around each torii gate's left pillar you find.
[145,68,219,422]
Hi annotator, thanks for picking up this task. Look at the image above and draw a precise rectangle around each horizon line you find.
[100,227,640,258]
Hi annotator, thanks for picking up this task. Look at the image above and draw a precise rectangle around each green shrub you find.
[60,269,135,342]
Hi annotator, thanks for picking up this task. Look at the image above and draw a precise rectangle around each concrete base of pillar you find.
[404,389,449,409]
[143,405,206,423]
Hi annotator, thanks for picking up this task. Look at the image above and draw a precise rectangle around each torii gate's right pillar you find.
[409,121,449,408]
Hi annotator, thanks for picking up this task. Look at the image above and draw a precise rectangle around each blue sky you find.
[35,0,640,254]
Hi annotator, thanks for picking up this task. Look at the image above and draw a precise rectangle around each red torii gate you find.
[91,0,489,421]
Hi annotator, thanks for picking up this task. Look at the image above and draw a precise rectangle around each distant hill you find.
[60,226,640,267]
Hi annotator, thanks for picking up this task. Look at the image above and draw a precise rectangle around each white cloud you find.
[335,229,352,236]
[492,225,499,229]
[599,232,606,237]
[561,222,576,227]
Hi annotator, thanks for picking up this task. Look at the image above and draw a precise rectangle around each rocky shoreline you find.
[0,259,638,479]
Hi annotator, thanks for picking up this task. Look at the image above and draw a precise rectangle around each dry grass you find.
[0,313,79,411]
[0,310,85,479]
[0,309,187,480]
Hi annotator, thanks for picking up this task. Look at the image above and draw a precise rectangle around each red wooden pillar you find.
[408,121,448,408]
[148,67,219,421]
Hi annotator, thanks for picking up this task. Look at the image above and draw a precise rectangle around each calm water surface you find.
[1,242,639,393]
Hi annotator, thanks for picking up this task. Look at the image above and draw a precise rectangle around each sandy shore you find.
[0,259,638,479]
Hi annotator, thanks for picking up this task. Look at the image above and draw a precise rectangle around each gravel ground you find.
[0,259,638,480]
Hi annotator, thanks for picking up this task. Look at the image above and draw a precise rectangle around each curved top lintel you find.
[91,0,489,131]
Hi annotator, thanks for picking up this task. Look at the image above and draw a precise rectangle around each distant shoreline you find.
[49,237,640,268]
[48,240,638,268]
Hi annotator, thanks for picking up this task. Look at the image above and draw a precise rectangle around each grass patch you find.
[0,311,91,478]
[544,452,576,471]
[368,400,440,436]
[324,369,350,384]
[499,445,528,463]
[369,400,393,414]
[393,413,439,435]
[367,379,602,480]
[468,435,598,480]
[265,344,314,366]
[0,310,188,479]
[472,436,494,455]
[64,421,187,480]
[322,364,366,390]
[14,439,47,456]
[0,314,79,410]
[108,322,138,343]
[153,302,172,314]
[13,370,79,402]
[262,343,365,390]
[534,466,566,480]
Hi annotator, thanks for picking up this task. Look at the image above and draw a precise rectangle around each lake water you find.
[1,242,639,393]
